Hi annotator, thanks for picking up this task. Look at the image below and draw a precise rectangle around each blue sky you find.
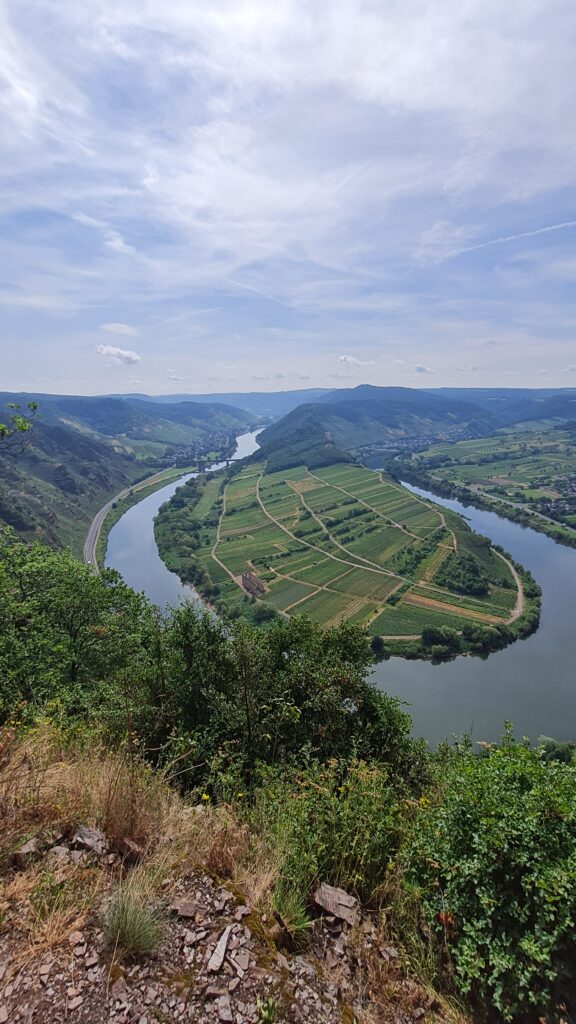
[2,0,576,395]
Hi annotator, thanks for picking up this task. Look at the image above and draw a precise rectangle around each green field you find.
[156,460,523,640]
[404,428,576,540]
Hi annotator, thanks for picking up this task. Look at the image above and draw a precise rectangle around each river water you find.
[105,430,262,609]
[106,440,576,746]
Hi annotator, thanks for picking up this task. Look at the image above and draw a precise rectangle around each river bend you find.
[106,443,576,745]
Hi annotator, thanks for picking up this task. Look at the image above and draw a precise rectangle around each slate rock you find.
[313,883,359,927]
[12,838,42,870]
[208,926,233,972]
[71,825,107,855]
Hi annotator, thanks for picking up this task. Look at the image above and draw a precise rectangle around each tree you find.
[0,401,38,456]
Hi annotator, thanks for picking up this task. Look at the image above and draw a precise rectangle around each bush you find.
[403,731,576,1020]
[254,758,406,926]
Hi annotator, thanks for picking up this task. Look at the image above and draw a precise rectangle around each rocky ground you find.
[0,824,447,1024]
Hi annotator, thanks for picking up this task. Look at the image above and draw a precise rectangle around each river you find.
[105,430,262,609]
[106,440,576,746]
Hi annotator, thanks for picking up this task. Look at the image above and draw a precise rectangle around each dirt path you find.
[306,470,424,542]
[294,488,400,578]
[224,471,525,640]
[494,549,525,622]
[404,593,504,625]
[255,474,403,583]
[376,471,459,551]
[211,481,242,586]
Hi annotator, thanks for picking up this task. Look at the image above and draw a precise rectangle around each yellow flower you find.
[201,793,210,802]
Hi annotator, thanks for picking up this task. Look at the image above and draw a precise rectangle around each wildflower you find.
[201,793,210,802]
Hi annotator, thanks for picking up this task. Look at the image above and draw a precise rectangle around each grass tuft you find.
[103,885,163,958]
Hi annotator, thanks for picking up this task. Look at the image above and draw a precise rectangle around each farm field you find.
[160,460,523,639]
[405,428,576,533]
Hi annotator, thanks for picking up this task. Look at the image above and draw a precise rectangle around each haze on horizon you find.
[2,0,576,396]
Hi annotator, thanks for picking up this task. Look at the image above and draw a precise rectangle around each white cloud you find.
[73,213,136,257]
[413,364,435,374]
[338,354,375,367]
[100,322,139,337]
[95,343,141,365]
[457,364,481,372]
[562,364,576,372]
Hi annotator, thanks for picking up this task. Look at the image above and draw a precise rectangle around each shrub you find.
[254,758,406,924]
[403,731,576,1020]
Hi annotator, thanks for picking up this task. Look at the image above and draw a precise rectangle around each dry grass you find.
[0,858,105,981]
[341,922,468,1024]
[0,724,467,1024]
[0,723,184,866]
[0,724,270,953]
[0,726,469,1021]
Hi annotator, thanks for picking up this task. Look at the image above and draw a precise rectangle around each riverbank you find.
[397,466,576,549]
[93,466,196,568]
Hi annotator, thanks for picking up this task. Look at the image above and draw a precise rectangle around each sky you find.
[2,0,576,395]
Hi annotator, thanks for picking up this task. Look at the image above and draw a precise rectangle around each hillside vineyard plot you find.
[401,428,576,543]
[174,462,521,638]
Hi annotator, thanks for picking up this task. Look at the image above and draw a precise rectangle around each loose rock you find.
[313,883,359,927]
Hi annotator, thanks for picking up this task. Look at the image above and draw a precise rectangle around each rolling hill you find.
[0,421,145,553]
[0,393,255,554]
[0,393,254,454]
[257,385,493,458]
[428,388,576,426]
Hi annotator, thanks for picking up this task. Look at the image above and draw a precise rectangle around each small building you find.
[241,570,265,596]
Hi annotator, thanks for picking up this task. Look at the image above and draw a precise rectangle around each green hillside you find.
[0,394,254,554]
[0,392,254,460]
[0,422,147,554]
[258,385,493,453]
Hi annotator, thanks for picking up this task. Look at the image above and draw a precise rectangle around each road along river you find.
[105,447,576,746]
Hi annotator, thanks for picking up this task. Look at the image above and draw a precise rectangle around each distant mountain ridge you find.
[106,388,333,418]
[258,385,494,456]
[428,387,576,426]
[0,392,254,446]
[257,385,576,463]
